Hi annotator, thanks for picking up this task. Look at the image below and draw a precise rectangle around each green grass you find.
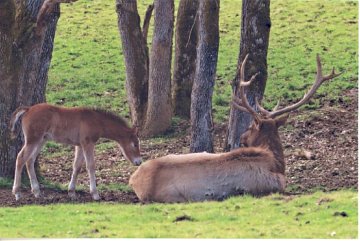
[0,190,357,238]
[48,0,358,121]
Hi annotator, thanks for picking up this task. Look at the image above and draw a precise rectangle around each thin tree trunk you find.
[172,0,198,118]
[0,0,68,178]
[190,0,219,153]
[116,0,149,129]
[142,0,174,137]
[224,0,271,151]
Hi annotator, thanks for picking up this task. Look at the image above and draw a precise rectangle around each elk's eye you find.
[133,142,137,148]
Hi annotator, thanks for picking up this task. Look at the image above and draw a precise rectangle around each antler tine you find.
[316,54,342,82]
[232,95,251,113]
[272,100,281,112]
[239,54,249,83]
[268,54,342,118]
[232,54,249,111]
[231,54,261,122]
[255,98,271,116]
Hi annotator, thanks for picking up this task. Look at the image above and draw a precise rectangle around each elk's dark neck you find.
[262,136,285,174]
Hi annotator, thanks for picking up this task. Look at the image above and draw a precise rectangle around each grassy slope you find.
[0,190,357,238]
[48,0,358,121]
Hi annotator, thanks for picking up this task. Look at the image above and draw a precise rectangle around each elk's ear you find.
[251,120,261,131]
[275,114,289,128]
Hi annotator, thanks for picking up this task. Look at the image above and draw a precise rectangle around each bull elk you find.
[129,54,341,203]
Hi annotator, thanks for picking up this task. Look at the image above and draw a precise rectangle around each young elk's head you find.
[118,126,142,166]
[233,54,341,149]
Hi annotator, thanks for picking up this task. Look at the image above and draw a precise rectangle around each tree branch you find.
[142,4,154,41]
[35,0,77,36]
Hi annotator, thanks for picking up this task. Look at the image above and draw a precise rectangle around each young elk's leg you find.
[25,142,44,198]
[68,146,85,198]
[12,143,39,200]
[82,143,100,200]
[12,146,27,201]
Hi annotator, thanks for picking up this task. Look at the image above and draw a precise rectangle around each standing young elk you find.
[129,54,341,203]
[10,103,142,201]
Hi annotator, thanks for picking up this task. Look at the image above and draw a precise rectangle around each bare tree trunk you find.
[0,0,18,179]
[0,0,70,178]
[142,0,174,137]
[117,0,175,137]
[115,0,150,128]
[172,0,198,118]
[224,0,271,151]
[190,0,219,153]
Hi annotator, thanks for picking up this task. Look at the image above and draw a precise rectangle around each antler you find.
[232,54,261,122]
[262,54,342,118]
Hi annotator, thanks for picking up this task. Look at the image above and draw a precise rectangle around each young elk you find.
[10,103,142,201]
[129,54,341,203]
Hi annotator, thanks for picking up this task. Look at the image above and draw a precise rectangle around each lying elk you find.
[10,103,142,201]
[129,54,341,203]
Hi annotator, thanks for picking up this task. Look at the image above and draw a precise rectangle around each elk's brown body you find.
[130,146,286,203]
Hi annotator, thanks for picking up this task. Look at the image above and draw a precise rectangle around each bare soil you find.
[0,89,357,207]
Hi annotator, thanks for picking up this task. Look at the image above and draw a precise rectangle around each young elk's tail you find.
[9,106,30,139]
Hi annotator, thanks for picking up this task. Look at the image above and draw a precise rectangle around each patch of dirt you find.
[0,188,138,207]
[0,89,357,206]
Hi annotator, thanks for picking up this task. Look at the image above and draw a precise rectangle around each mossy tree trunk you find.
[190,0,219,153]
[224,0,271,151]
[0,0,74,178]
[172,0,198,119]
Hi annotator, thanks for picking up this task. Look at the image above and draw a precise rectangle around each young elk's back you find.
[130,54,340,203]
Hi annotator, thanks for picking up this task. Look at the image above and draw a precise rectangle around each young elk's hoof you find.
[92,193,101,201]
[14,193,21,201]
[33,189,41,198]
[68,190,77,199]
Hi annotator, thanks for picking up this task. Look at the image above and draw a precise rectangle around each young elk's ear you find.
[275,114,289,128]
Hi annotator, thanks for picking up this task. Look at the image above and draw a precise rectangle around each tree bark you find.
[224,0,271,151]
[142,0,174,137]
[0,0,69,178]
[190,0,219,153]
[116,0,149,129]
[172,0,198,118]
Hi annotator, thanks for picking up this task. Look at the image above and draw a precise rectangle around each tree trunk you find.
[190,0,219,153]
[224,0,271,151]
[0,0,67,178]
[142,0,174,137]
[117,1,175,137]
[172,0,198,118]
[115,0,149,129]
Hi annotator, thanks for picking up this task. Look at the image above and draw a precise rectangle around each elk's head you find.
[240,115,288,148]
[118,126,142,166]
[233,54,341,149]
